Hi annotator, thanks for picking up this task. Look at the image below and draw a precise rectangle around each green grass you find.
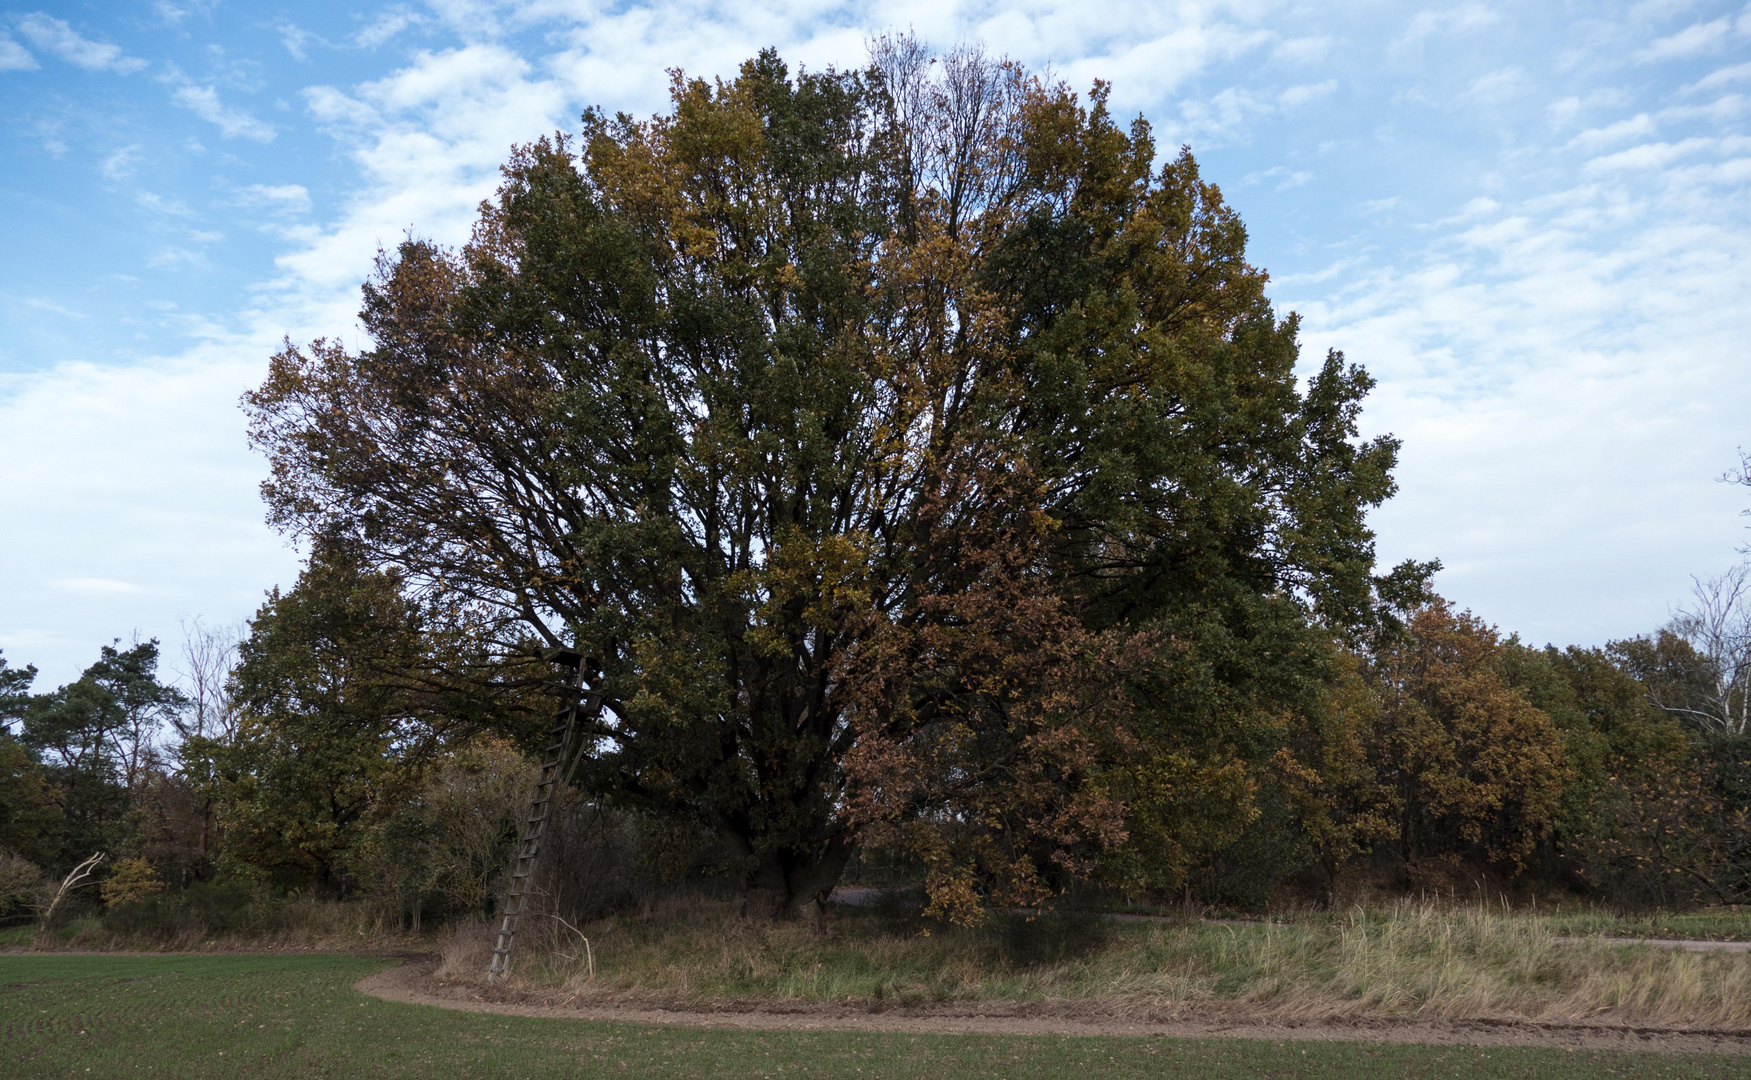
[4,952,1747,1079]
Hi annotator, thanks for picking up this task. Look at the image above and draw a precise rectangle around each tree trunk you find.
[724,829,854,921]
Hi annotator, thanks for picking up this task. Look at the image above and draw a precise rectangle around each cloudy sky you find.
[2,0,1748,688]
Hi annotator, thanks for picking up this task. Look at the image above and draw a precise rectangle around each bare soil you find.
[355,956,1751,1055]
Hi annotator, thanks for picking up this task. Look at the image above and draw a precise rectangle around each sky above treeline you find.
[2,1,1749,688]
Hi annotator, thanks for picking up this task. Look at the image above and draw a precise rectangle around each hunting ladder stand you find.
[487,646,599,980]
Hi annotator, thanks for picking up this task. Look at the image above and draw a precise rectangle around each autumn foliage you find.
[1363,602,1568,876]
[8,43,1742,930]
[238,42,1410,920]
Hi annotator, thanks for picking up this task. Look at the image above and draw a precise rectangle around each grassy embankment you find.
[441,899,1751,1029]
[5,952,1749,1079]
[0,888,424,952]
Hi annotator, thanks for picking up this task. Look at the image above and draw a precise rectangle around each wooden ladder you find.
[487,647,595,980]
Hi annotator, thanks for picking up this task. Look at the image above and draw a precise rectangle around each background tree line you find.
[3,558,1746,927]
[4,40,1749,931]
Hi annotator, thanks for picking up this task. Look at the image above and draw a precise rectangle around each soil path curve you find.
[354,959,1751,1055]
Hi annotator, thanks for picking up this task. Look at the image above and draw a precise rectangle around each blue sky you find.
[2,0,1749,688]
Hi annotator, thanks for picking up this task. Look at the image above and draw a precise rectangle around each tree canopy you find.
[6,641,185,874]
[245,42,1413,918]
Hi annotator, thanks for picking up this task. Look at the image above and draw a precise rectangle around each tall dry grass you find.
[441,897,1751,1028]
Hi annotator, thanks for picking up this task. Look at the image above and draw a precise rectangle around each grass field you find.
[3,952,1749,1079]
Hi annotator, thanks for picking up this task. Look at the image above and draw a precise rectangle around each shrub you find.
[0,849,47,926]
[102,880,263,938]
[100,857,166,905]
[349,736,538,930]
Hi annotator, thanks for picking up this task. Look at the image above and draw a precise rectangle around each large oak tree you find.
[246,42,1409,918]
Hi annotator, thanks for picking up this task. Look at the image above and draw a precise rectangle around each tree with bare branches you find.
[1627,566,1751,736]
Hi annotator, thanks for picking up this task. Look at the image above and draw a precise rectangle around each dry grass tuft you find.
[436,919,496,981]
[437,897,1751,1029]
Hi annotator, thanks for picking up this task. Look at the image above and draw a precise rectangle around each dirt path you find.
[354,959,1751,1055]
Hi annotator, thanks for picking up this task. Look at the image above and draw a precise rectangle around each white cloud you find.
[276,20,323,62]
[136,191,193,216]
[1243,165,1313,189]
[287,45,570,293]
[1174,77,1337,146]
[1051,22,1274,108]
[0,34,36,71]
[355,7,423,49]
[1692,60,1751,91]
[1568,113,1657,150]
[1548,96,1585,128]
[1428,196,1502,227]
[1284,123,1751,646]
[1279,79,1336,108]
[1275,257,1363,286]
[1392,4,1500,52]
[1271,35,1331,64]
[1584,136,1715,171]
[165,70,276,141]
[1637,16,1734,62]
[1548,88,1635,129]
[147,246,206,269]
[1666,92,1751,124]
[0,352,304,685]
[240,184,313,213]
[1464,67,1524,104]
[19,295,85,318]
[1177,86,1275,143]
[153,1,219,27]
[1626,0,1711,20]
[53,578,146,595]
[526,0,1290,130]
[14,13,146,74]
[100,144,140,180]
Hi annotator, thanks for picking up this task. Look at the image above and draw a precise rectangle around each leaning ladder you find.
[487,647,595,980]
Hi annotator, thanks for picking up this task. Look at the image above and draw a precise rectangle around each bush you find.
[998,906,1111,966]
[1569,749,1751,908]
[100,857,166,905]
[0,850,47,926]
[102,880,265,938]
[349,736,538,930]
